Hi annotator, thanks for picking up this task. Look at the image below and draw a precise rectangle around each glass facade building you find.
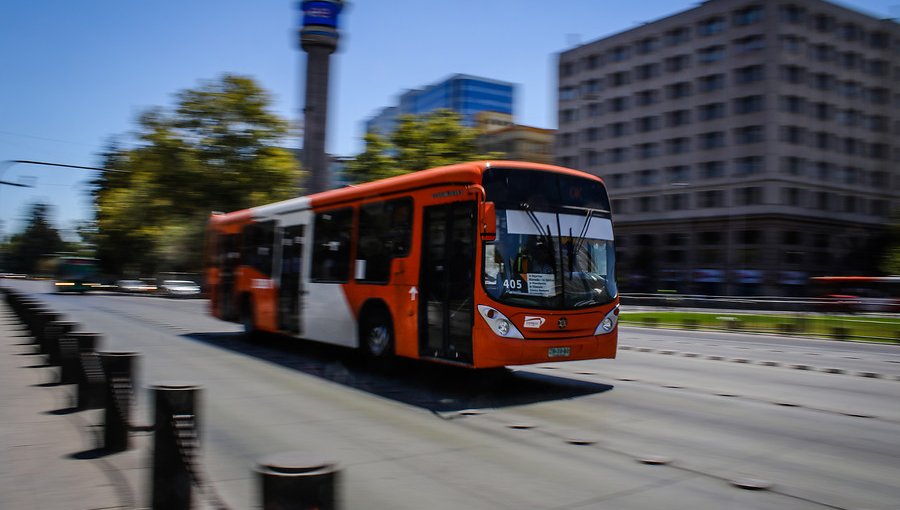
[365,74,515,136]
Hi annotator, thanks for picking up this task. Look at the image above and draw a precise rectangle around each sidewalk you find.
[0,299,136,510]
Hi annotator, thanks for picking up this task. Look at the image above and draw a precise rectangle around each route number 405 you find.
[503,279,523,290]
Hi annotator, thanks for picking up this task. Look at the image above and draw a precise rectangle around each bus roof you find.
[209,160,604,224]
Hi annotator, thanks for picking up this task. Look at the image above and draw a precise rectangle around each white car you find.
[158,280,201,297]
[116,279,157,293]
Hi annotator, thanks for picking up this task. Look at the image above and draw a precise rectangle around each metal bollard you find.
[256,452,341,510]
[99,352,139,452]
[34,310,60,352]
[71,332,105,410]
[46,320,77,367]
[58,327,83,385]
[150,382,202,510]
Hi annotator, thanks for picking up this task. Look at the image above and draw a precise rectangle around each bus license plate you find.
[548,347,571,358]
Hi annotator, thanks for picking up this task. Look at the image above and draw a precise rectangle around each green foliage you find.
[346,109,498,184]
[93,74,301,275]
[4,203,66,274]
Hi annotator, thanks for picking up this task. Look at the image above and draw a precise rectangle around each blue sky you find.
[0,0,895,236]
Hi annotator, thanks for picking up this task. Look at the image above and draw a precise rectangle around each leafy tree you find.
[347,109,498,184]
[5,203,66,274]
[94,74,301,275]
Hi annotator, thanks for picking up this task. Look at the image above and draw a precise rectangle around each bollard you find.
[99,352,139,452]
[45,320,77,367]
[58,326,83,385]
[256,452,341,510]
[71,332,105,410]
[31,310,58,350]
[151,382,203,510]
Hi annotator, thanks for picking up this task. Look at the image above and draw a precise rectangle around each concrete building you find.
[476,123,556,165]
[556,0,900,295]
[364,74,515,138]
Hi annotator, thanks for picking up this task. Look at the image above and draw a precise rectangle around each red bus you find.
[205,161,618,368]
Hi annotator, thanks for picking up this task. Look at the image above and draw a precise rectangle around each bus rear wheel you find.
[241,296,258,340]
[361,310,394,359]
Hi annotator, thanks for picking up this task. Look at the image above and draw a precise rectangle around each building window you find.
[608,71,630,87]
[781,157,805,176]
[699,161,726,178]
[698,73,726,92]
[665,193,689,211]
[559,86,578,101]
[609,121,630,137]
[608,147,629,163]
[781,125,806,145]
[780,65,806,84]
[666,165,691,182]
[733,34,765,54]
[608,96,630,112]
[734,156,764,175]
[636,36,659,54]
[811,102,833,121]
[697,102,727,121]
[811,73,835,92]
[779,95,805,114]
[779,35,805,53]
[638,169,658,186]
[665,27,692,46]
[634,63,661,80]
[634,115,660,133]
[698,131,727,150]
[636,143,660,160]
[667,81,693,99]
[809,43,835,63]
[698,190,725,208]
[665,54,691,72]
[780,5,805,24]
[734,95,765,114]
[635,89,660,106]
[782,188,802,207]
[698,17,726,36]
[666,137,691,154]
[665,109,692,127]
[610,45,630,62]
[735,187,763,206]
[734,5,764,26]
[638,197,656,213]
[697,45,726,64]
[734,64,765,84]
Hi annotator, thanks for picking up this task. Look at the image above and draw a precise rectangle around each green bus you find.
[53,256,100,293]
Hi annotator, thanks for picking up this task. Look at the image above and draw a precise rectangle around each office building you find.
[364,74,515,137]
[556,0,900,295]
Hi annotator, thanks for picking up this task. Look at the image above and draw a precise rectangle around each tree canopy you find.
[3,203,66,274]
[93,74,301,275]
[345,109,498,184]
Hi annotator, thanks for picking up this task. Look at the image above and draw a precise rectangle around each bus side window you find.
[357,198,412,283]
[311,208,353,282]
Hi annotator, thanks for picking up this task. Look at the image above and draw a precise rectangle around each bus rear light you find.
[595,306,619,335]
[477,305,524,339]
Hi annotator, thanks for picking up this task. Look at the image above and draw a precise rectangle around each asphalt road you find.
[6,279,900,510]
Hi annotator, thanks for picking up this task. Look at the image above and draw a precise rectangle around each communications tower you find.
[298,1,344,194]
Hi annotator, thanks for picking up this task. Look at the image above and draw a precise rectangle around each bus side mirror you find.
[481,202,497,241]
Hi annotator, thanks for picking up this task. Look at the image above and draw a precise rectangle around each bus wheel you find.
[241,296,258,340]
[362,311,394,359]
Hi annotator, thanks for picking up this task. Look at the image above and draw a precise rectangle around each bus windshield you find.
[482,168,617,309]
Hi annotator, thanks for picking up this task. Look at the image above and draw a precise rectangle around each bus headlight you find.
[595,306,619,335]
[477,305,524,339]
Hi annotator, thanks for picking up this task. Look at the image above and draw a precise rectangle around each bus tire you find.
[361,309,394,359]
[241,295,258,340]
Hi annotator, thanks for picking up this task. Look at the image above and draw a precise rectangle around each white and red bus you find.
[205,161,618,368]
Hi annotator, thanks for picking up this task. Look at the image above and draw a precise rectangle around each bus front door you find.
[278,225,304,334]
[419,201,475,364]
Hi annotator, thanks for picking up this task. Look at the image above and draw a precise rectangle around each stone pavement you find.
[0,299,139,510]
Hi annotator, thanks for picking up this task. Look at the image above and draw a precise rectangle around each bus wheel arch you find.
[359,300,394,358]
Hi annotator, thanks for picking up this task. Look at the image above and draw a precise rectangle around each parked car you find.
[116,279,157,294]
[158,280,201,298]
